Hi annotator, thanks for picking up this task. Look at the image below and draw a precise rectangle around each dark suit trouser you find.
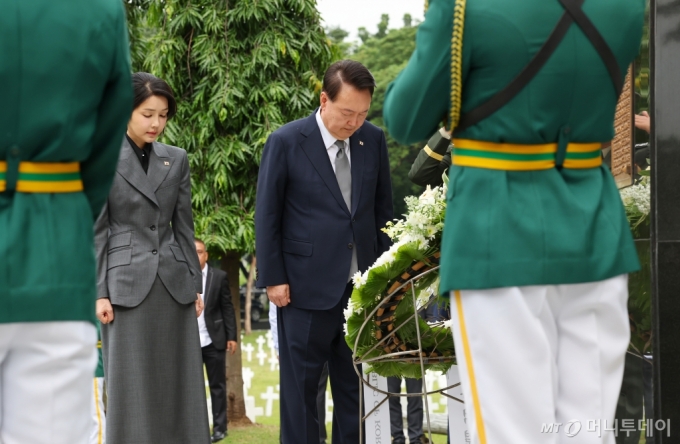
[202,343,228,434]
[317,362,329,442]
[278,283,359,444]
[387,377,424,442]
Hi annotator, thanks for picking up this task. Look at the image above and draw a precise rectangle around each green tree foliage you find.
[376,14,389,39]
[125,0,332,254]
[357,26,371,44]
[326,25,353,58]
[327,25,349,44]
[351,17,425,217]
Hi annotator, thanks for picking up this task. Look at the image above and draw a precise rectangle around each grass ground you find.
[214,330,449,443]
[219,423,279,443]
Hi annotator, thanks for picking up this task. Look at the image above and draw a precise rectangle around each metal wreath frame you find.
[351,265,462,444]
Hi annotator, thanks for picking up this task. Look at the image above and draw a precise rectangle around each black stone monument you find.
[651,1,680,442]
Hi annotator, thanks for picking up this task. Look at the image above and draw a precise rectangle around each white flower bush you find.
[382,185,447,245]
[346,184,448,321]
[343,179,456,377]
[620,176,650,230]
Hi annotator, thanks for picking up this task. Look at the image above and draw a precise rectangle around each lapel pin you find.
[164,161,170,166]
[359,141,364,146]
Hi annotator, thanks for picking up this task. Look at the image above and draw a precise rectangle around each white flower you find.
[352,271,367,288]
[620,179,650,221]
[419,185,436,205]
[372,249,395,269]
[343,300,357,322]
[425,225,438,238]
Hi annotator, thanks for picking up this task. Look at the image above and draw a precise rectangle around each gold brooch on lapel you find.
[359,141,364,146]
[164,161,170,166]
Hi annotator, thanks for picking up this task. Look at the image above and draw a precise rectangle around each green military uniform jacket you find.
[0,0,132,323]
[384,0,644,292]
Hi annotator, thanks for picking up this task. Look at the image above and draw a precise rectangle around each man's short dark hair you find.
[194,238,205,248]
[322,60,376,101]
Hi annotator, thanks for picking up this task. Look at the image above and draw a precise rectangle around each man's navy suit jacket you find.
[255,111,393,310]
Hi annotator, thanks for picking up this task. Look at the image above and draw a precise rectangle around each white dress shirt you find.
[269,302,278,355]
[316,108,351,172]
[315,108,358,282]
[197,264,212,348]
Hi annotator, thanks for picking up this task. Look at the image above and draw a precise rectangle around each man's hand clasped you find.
[195,293,204,317]
[96,298,115,324]
[227,340,238,355]
[267,284,291,307]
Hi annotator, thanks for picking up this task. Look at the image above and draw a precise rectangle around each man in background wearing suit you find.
[255,60,393,443]
[195,239,238,443]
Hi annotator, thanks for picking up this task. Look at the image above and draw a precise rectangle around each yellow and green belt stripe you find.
[0,161,83,193]
[452,139,602,171]
[0,162,6,191]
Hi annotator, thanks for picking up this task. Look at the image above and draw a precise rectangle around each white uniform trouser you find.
[449,275,629,444]
[90,377,106,444]
[0,321,97,444]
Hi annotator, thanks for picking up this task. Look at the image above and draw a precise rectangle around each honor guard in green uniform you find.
[409,127,454,187]
[384,1,645,442]
[0,1,132,442]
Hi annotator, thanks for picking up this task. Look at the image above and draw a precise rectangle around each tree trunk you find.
[222,250,251,425]
[244,256,256,335]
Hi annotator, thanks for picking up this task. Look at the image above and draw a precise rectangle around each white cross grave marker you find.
[260,386,280,417]
[245,395,263,423]
[256,335,267,352]
[256,348,268,366]
[242,366,255,392]
[242,343,254,362]
[269,353,279,372]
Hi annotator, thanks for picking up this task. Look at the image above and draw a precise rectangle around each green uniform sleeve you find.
[408,129,452,187]
[79,2,132,219]
[384,0,461,145]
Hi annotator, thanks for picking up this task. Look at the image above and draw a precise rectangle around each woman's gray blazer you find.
[94,138,203,306]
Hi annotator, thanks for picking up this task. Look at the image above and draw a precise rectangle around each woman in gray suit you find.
[94,73,210,444]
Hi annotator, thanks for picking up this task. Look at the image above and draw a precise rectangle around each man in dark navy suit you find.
[255,60,393,444]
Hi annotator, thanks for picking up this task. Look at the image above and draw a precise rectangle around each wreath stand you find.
[352,266,462,444]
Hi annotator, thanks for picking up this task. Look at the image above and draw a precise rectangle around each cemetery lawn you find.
[216,423,279,443]
[222,330,448,443]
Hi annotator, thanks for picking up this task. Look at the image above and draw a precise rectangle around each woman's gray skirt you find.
[101,275,210,444]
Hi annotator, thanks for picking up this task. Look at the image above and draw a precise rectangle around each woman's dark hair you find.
[132,72,177,119]
[322,60,375,101]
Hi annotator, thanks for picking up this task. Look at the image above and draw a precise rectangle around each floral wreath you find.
[344,182,456,378]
